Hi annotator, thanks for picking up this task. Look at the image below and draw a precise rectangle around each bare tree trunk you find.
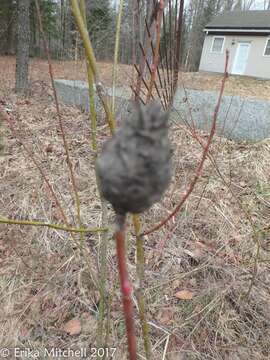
[15,0,30,94]
[224,0,234,11]
[144,2,155,77]
[60,0,65,58]
[0,1,16,55]
[64,2,73,58]
[6,16,15,55]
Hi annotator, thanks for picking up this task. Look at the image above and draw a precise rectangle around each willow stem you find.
[112,0,124,114]
[133,214,152,359]
[115,214,137,360]
[0,217,107,233]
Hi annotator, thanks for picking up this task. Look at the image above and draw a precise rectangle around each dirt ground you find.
[0,57,270,359]
[1,56,270,100]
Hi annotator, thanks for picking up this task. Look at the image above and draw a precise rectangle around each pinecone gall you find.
[96,101,172,215]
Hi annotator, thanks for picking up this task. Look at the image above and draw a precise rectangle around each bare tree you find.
[224,0,235,10]
[0,1,16,55]
[15,0,30,93]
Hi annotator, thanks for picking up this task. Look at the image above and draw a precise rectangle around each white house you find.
[199,10,270,79]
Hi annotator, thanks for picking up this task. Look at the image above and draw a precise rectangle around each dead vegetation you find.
[1,56,270,101]
[0,58,270,359]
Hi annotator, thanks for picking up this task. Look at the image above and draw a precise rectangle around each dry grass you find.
[0,57,270,359]
[1,56,270,101]
[179,71,270,100]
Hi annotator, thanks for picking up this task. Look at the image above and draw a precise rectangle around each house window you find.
[264,39,270,56]
[211,37,225,53]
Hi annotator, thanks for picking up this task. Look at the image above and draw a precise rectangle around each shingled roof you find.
[205,10,270,30]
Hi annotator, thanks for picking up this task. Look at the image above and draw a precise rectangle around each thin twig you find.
[0,106,70,229]
[146,0,164,102]
[70,0,116,133]
[35,0,83,236]
[143,51,229,236]
[0,217,107,234]
[172,0,184,96]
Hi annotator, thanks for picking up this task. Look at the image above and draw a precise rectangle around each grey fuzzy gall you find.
[96,101,172,215]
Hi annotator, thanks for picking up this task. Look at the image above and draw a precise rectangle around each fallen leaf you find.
[62,318,81,336]
[174,290,194,300]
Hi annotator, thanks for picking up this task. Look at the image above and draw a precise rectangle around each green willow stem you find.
[0,217,107,234]
[112,0,124,114]
[133,214,152,359]
[35,0,83,244]
[79,0,97,153]
[70,0,116,133]
[78,0,110,351]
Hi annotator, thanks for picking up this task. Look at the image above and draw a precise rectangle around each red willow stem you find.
[0,106,69,227]
[146,0,164,102]
[115,214,137,360]
[143,51,229,236]
[34,0,82,230]
[173,0,184,96]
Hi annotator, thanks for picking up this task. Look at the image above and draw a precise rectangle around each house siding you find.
[199,34,270,79]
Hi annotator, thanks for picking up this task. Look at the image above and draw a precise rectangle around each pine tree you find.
[29,0,58,57]
[87,0,113,60]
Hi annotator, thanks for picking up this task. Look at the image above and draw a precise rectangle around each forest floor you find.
[1,56,270,100]
[0,56,270,359]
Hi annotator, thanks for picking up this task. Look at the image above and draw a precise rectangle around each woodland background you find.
[1,0,270,73]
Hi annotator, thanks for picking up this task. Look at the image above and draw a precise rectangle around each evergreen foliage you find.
[1,0,262,69]
[87,0,114,60]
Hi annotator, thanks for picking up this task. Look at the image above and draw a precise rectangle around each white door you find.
[232,42,250,75]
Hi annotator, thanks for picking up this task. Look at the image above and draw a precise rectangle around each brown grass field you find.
[0,56,270,359]
[1,56,270,100]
